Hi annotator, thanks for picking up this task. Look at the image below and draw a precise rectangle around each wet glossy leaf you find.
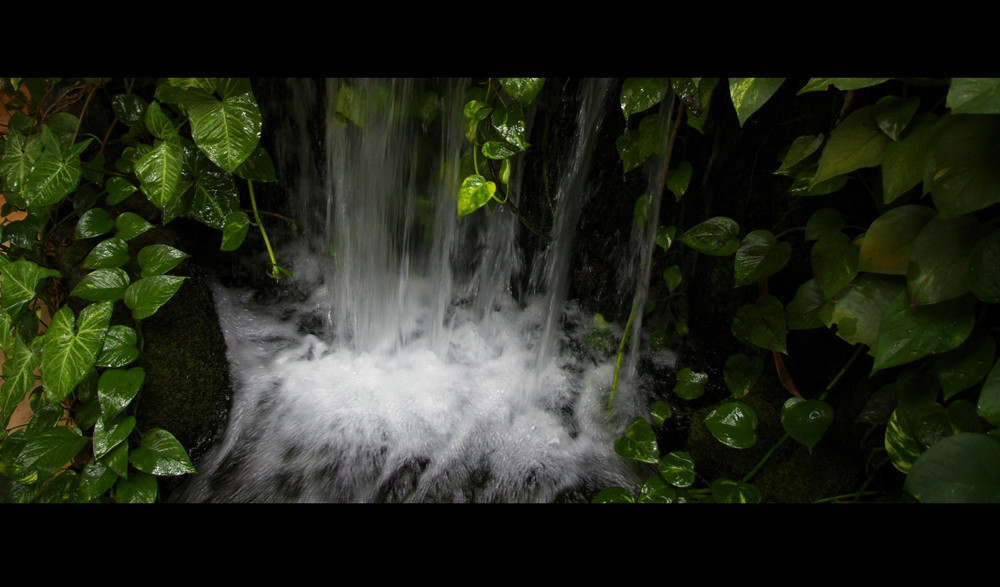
[40,302,112,404]
[136,244,190,278]
[734,229,791,286]
[786,279,827,330]
[82,237,129,270]
[638,475,679,503]
[111,93,147,126]
[813,106,888,186]
[114,212,153,242]
[499,78,545,105]
[97,367,145,423]
[658,451,695,488]
[591,486,634,503]
[135,137,183,212]
[616,129,644,173]
[79,458,119,501]
[873,95,920,141]
[457,174,495,218]
[907,213,987,305]
[674,367,707,400]
[885,408,922,473]
[679,216,740,256]
[904,433,1000,502]
[882,113,937,204]
[115,470,158,503]
[858,205,936,275]
[124,275,187,320]
[96,325,139,368]
[129,428,195,476]
[70,268,130,302]
[728,78,784,127]
[979,359,1000,426]
[967,230,1000,303]
[811,231,859,299]
[781,397,833,453]
[22,138,87,207]
[75,208,114,239]
[711,478,761,503]
[705,402,758,449]
[221,211,250,252]
[871,291,976,373]
[798,78,889,93]
[105,176,137,205]
[656,225,676,253]
[732,294,787,353]
[1,259,61,316]
[946,78,1000,114]
[144,101,176,140]
[17,427,88,481]
[614,417,659,463]
[927,114,1000,218]
[234,145,277,183]
[93,414,135,459]
[482,140,519,160]
[650,400,672,426]
[620,78,669,121]
[724,352,763,398]
[186,78,261,173]
[1,337,39,422]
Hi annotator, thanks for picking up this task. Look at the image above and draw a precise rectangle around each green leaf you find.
[614,417,659,463]
[904,433,1000,502]
[75,208,114,239]
[129,428,196,476]
[711,478,761,503]
[187,152,239,229]
[637,475,680,503]
[656,225,676,253]
[871,291,976,373]
[733,229,791,286]
[934,329,996,400]
[79,457,119,501]
[0,259,61,316]
[482,141,519,160]
[967,229,1000,303]
[811,231,859,299]
[673,367,707,400]
[112,93,148,126]
[221,211,251,252]
[616,129,644,173]
[781,397,834,453]
[786,279,827,330]
[135,137,183,213]
[947,78,1000,114]
[96,325,139,368]
[633,193,653,226]
[804,208,845,242]
[724,352,763,398]
[144,101,176,140]
[93,414,136,459]
[650,400,673,426]
[818,274,905,349]
[40,302,112,404]
[666,160,692,200]
[457,174,495,218]
[620,78,669,121]
[97,367,145,423]
[591,486,634,503]
[114,212,153,241]
[705,402,758,449]
[885,408,922,474]
[186,78,261,173]
[22,135,88,207]
[124,275,187,320]
[731,294,787,353]
[657,451,695,488]
[105,176,138,205]
[729,78,784,127]
[812,106,888,186]
[798,78,889,93]
[679,217,740,256]
[16,427,88,481]
[70,268,130,302]
[858,205,936,275]
[82,237,130,270]
[1,337,40,423]
[499,78,545,105]
[136,244,190,278]
[235,145,277,182]
[873,95,920,141]
[776,134,825,174]
[979,359,1000,426]
[115,470,158,503]
[662,265,682,292]
[882,113,937,204]
[907,213,987,305]
[927,114,1000,218]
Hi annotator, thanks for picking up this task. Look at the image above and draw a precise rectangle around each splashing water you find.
[172,78,649,502]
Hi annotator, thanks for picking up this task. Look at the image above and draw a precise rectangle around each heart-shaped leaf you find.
[705,402,758,449]
[724,352,763,398]
[657,451,695,488]
[614,417,659,463]
[781,397,834,453]
[734,230,791,286]
[710,478,761,503]
[732,294,787,353]
[128,428,196,476]
[679,217,740,256]
[904,433,1000,503]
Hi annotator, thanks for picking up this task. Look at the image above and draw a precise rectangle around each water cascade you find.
[172,78,656,502]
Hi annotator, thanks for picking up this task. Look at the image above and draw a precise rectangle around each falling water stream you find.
[173,78,668,502]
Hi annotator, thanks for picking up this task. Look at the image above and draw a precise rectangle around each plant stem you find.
[607,307,635,412]
[247,180,281,280]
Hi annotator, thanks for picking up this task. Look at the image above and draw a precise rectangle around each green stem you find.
[607,307,636,412]
[247,179,281,280]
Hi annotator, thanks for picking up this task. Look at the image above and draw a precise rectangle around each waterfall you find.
[172,78,645,503]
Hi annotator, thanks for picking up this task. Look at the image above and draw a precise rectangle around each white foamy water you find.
[171,78,652,502]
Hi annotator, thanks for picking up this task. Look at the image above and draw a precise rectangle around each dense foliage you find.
[0,77,276,502]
